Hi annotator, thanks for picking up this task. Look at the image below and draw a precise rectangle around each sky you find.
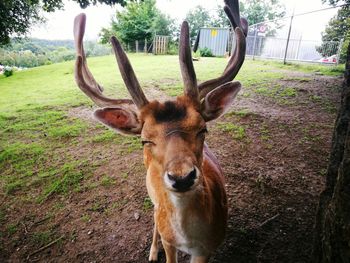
[29,0,340,41]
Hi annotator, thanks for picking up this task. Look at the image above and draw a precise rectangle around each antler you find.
[179,21,199,106]
[178,0,247,101]
[197,0,247,99]
[110,36,149,108]
[74,13,148,109]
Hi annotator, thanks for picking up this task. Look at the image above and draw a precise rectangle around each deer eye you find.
[197,127,208,137]
[141,140,155,146]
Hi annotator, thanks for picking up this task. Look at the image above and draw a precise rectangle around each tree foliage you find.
[185,0,285,40]
[0,38,110,68]
[211,5,231,28]
[185,6,212,40]
[318,3,350,63]
[99,0,175,46]
[323,0,350,5]
[239,0,285,26]
[0,0,128,46]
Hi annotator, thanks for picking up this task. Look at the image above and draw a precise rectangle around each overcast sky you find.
[29,0,340,41]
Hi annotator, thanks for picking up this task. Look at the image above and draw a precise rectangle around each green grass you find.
[90,130,117,143]
[216,122,246,140]
[31,231,54,247]
[0,54,343,206]
[46,120,87,138]
[227,109,253,118]
[6,223,17,236]
[255,59,344,76]
[81,214,91,223]
[260,124,271,142]
[143,197,153,211]
[100,175,116,187]
[254,83,297,103]
[36,161,91,203]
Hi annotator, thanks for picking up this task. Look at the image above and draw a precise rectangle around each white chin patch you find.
[164,171,174,189]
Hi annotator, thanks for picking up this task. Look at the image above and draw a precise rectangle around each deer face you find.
[141,97,206,193]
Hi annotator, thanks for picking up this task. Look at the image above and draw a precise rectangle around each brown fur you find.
[74,3,245,261]
[140,96,227,262]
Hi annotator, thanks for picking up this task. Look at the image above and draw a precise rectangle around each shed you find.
[195,27,230,56]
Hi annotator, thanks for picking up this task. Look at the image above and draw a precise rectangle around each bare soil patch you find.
[0,72,342,263]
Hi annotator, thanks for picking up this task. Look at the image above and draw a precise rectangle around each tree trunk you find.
[313,43,350,262]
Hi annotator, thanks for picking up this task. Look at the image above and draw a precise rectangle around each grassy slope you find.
[0,54,343,202]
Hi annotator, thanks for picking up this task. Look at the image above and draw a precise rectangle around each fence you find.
[123,36,170,55]
[228,5,344,64]
[244,35,341,63]
[124,39,152,53]
[153,35,170,55]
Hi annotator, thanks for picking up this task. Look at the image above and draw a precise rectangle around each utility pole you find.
[283,12,294,64]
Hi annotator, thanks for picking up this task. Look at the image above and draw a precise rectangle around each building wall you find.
[198,28,230,56]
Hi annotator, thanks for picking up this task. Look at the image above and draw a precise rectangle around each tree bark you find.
[313,43,350,262]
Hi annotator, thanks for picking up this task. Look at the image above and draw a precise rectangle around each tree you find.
[185,6,211,40]
[0,0,128,46]
[239,0,285,27]
[313,41,350,263]
[152,12,176,37]
[317,3,350,63]
[313,1,350,260]
[99,0,175,46]
[190,1,285,39]
[212,5,231,28]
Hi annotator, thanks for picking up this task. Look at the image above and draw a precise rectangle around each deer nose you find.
[166,168,197,192]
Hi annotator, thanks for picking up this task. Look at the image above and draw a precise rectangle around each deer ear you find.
[200,81,241,122]
[94,107,142,135]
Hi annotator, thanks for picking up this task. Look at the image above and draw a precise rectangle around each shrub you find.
[167,41,178,55]
[3,67,13,77]
[199,47,214,57]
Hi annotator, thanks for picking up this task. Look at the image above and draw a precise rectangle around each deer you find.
[73,0,247,262]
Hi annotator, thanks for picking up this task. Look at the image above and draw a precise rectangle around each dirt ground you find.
[0,70,343,262]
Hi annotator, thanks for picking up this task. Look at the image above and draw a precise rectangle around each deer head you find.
[74,0,247,194]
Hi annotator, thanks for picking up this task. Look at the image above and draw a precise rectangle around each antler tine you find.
[110,37,149,109]
[74,13,132,107]
[198,0,247,100]
[179,21,199,105]
[223,0,241,29]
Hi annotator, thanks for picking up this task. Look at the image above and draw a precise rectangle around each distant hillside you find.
[29,38,75,51]
[0,38,111,68]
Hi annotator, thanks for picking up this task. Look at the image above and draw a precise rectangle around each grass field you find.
[0,55,342,200]
[0,54,344,261]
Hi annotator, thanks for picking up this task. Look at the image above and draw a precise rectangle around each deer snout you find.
[165,167,198,192]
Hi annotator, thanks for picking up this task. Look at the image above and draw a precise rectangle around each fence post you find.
[252,24,258,60]
[144,39,147,53]
[136,40,139,53]
[283,14,294,65]
[153,36,155,54]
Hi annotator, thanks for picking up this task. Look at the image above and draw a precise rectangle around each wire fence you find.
[245,35,341,64]
[123,40,152,53]
[241,5,344,64]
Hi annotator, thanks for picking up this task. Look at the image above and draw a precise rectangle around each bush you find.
[199,47,214,57]
[3,67,13,77]
[167,41,178,55]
